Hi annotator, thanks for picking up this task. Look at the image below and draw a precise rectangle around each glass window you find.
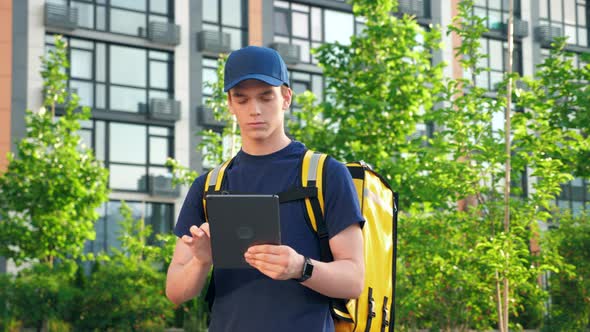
[109,86,146,112]
[70,49,93,79]
[541,0,588,47]
[150,0,168,15]
[324,10,354,45]
[275,10,289,35]
[110,46,147,87]
[110,9,146,36]
[150,61,169,89]
[203,0,219,23]
[111,0,146,11]
[292,12,309,38]
[222,0,242,27]
[109,123,147,163]
[72,1,95,29]
[70,80,94,107]
[110,164,147,190]
[149,136,169,165]
[203,0,247,50]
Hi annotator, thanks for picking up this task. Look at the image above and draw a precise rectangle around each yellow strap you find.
[202,159,232,223]
[301,150,328,232]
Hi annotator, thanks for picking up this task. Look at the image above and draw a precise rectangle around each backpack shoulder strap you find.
[301,150,332,262]
[202,158,233,223]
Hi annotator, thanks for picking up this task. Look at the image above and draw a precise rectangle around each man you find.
[166,46,364,332]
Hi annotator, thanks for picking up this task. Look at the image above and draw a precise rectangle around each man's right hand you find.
[181,223,212,266]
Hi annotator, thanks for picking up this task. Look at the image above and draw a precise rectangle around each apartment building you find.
[0,0,588,273]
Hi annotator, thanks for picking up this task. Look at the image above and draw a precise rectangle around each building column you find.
[0,0,13,172]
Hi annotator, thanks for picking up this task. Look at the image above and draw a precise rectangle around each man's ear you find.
[281,86,293,110]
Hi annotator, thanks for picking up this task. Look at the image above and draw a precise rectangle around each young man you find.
[166,46,364,331]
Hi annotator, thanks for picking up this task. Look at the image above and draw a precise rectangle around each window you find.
[85,200,174,254]
[473,0,522,30]
[46,35,174,114]
[556,177,590,215]
[47,0,174,37]
[539,0,588,47]
[79,119,173,192]
[475,38,522,91]
[273,1,364,64]
[290,70,324,113]
[202,0,248,50]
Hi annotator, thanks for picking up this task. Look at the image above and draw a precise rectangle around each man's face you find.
[228,79,292,143]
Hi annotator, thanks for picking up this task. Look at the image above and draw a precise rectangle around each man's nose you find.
[248,101,262,116]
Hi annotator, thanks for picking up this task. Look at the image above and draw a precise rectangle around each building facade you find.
[0,0,589,273]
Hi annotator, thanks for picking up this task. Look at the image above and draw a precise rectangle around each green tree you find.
[75,202,175,331]
[0,35,109,267]
[290,0,579,330]
[543,211,590,331]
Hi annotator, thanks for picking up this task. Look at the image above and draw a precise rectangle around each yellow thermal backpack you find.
[202,150,399,332]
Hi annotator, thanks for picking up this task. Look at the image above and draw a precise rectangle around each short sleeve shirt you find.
[174,141,364,332]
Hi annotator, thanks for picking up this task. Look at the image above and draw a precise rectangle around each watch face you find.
[303,257,313,277]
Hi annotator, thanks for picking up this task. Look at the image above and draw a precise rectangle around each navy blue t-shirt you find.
[174,141,363,332]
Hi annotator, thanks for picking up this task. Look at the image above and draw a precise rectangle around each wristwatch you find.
[295,256,314,282]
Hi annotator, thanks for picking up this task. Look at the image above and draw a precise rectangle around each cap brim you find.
[224,74,285,92]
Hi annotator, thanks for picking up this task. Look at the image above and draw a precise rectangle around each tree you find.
[75,202,175,331]
[290,0,580,330]
[0,35,109,267]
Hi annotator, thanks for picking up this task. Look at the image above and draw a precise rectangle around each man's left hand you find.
[244,245,304,280]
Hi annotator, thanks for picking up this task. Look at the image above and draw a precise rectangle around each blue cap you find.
[223,46,290,92]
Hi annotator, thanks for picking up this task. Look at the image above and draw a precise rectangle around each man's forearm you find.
[166,257,212,305]
[300,257,364,299]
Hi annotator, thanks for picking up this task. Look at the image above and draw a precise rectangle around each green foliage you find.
[0,35,109,266]
[288,0,588,330]
[543,211,590,331]
[74,202,175,331]
[9,262,80,331]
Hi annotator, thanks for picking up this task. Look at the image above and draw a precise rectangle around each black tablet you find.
[205,194,281,269]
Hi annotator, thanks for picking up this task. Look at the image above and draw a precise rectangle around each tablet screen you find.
[205,194,281,269]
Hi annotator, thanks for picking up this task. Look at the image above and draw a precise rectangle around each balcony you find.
[149,98,181,121]
[147,21,181,46]
[44,3,78,30]
[197,31,232,54]
[269,42,301,65]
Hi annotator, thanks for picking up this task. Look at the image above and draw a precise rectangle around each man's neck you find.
[241,134,292,156]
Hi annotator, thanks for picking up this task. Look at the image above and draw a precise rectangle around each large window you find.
[474,0,522,30]
[79,119,174,192]
[46,35,174,114]
[273,1,364,63]
[290,70,324,113]
[539,0,588,47]
[202,0,248,50]
[85,200,174,254]
[47,0,174,37]
[557,177,590,215]
[475,38,522,91]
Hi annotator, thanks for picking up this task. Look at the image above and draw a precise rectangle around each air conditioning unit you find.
[149,98,181,121]
[398,0,426,18]
[269,42,300,65]
[148,21,180,46]
[491,19,529,39]
[44,3,78,30]
[535,25,563,47]
[198,106,226,128]
[197,30,232,54]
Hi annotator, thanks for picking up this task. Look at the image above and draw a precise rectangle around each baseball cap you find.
[223,46,290,92]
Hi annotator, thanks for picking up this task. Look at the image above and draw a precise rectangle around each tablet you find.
[205,194,281,269]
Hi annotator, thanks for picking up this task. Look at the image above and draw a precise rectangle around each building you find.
[0,0,588,273]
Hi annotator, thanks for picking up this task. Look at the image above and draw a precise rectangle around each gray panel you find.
[11,0,28,153]
[262,0,275,46]
[190,0,205,172]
